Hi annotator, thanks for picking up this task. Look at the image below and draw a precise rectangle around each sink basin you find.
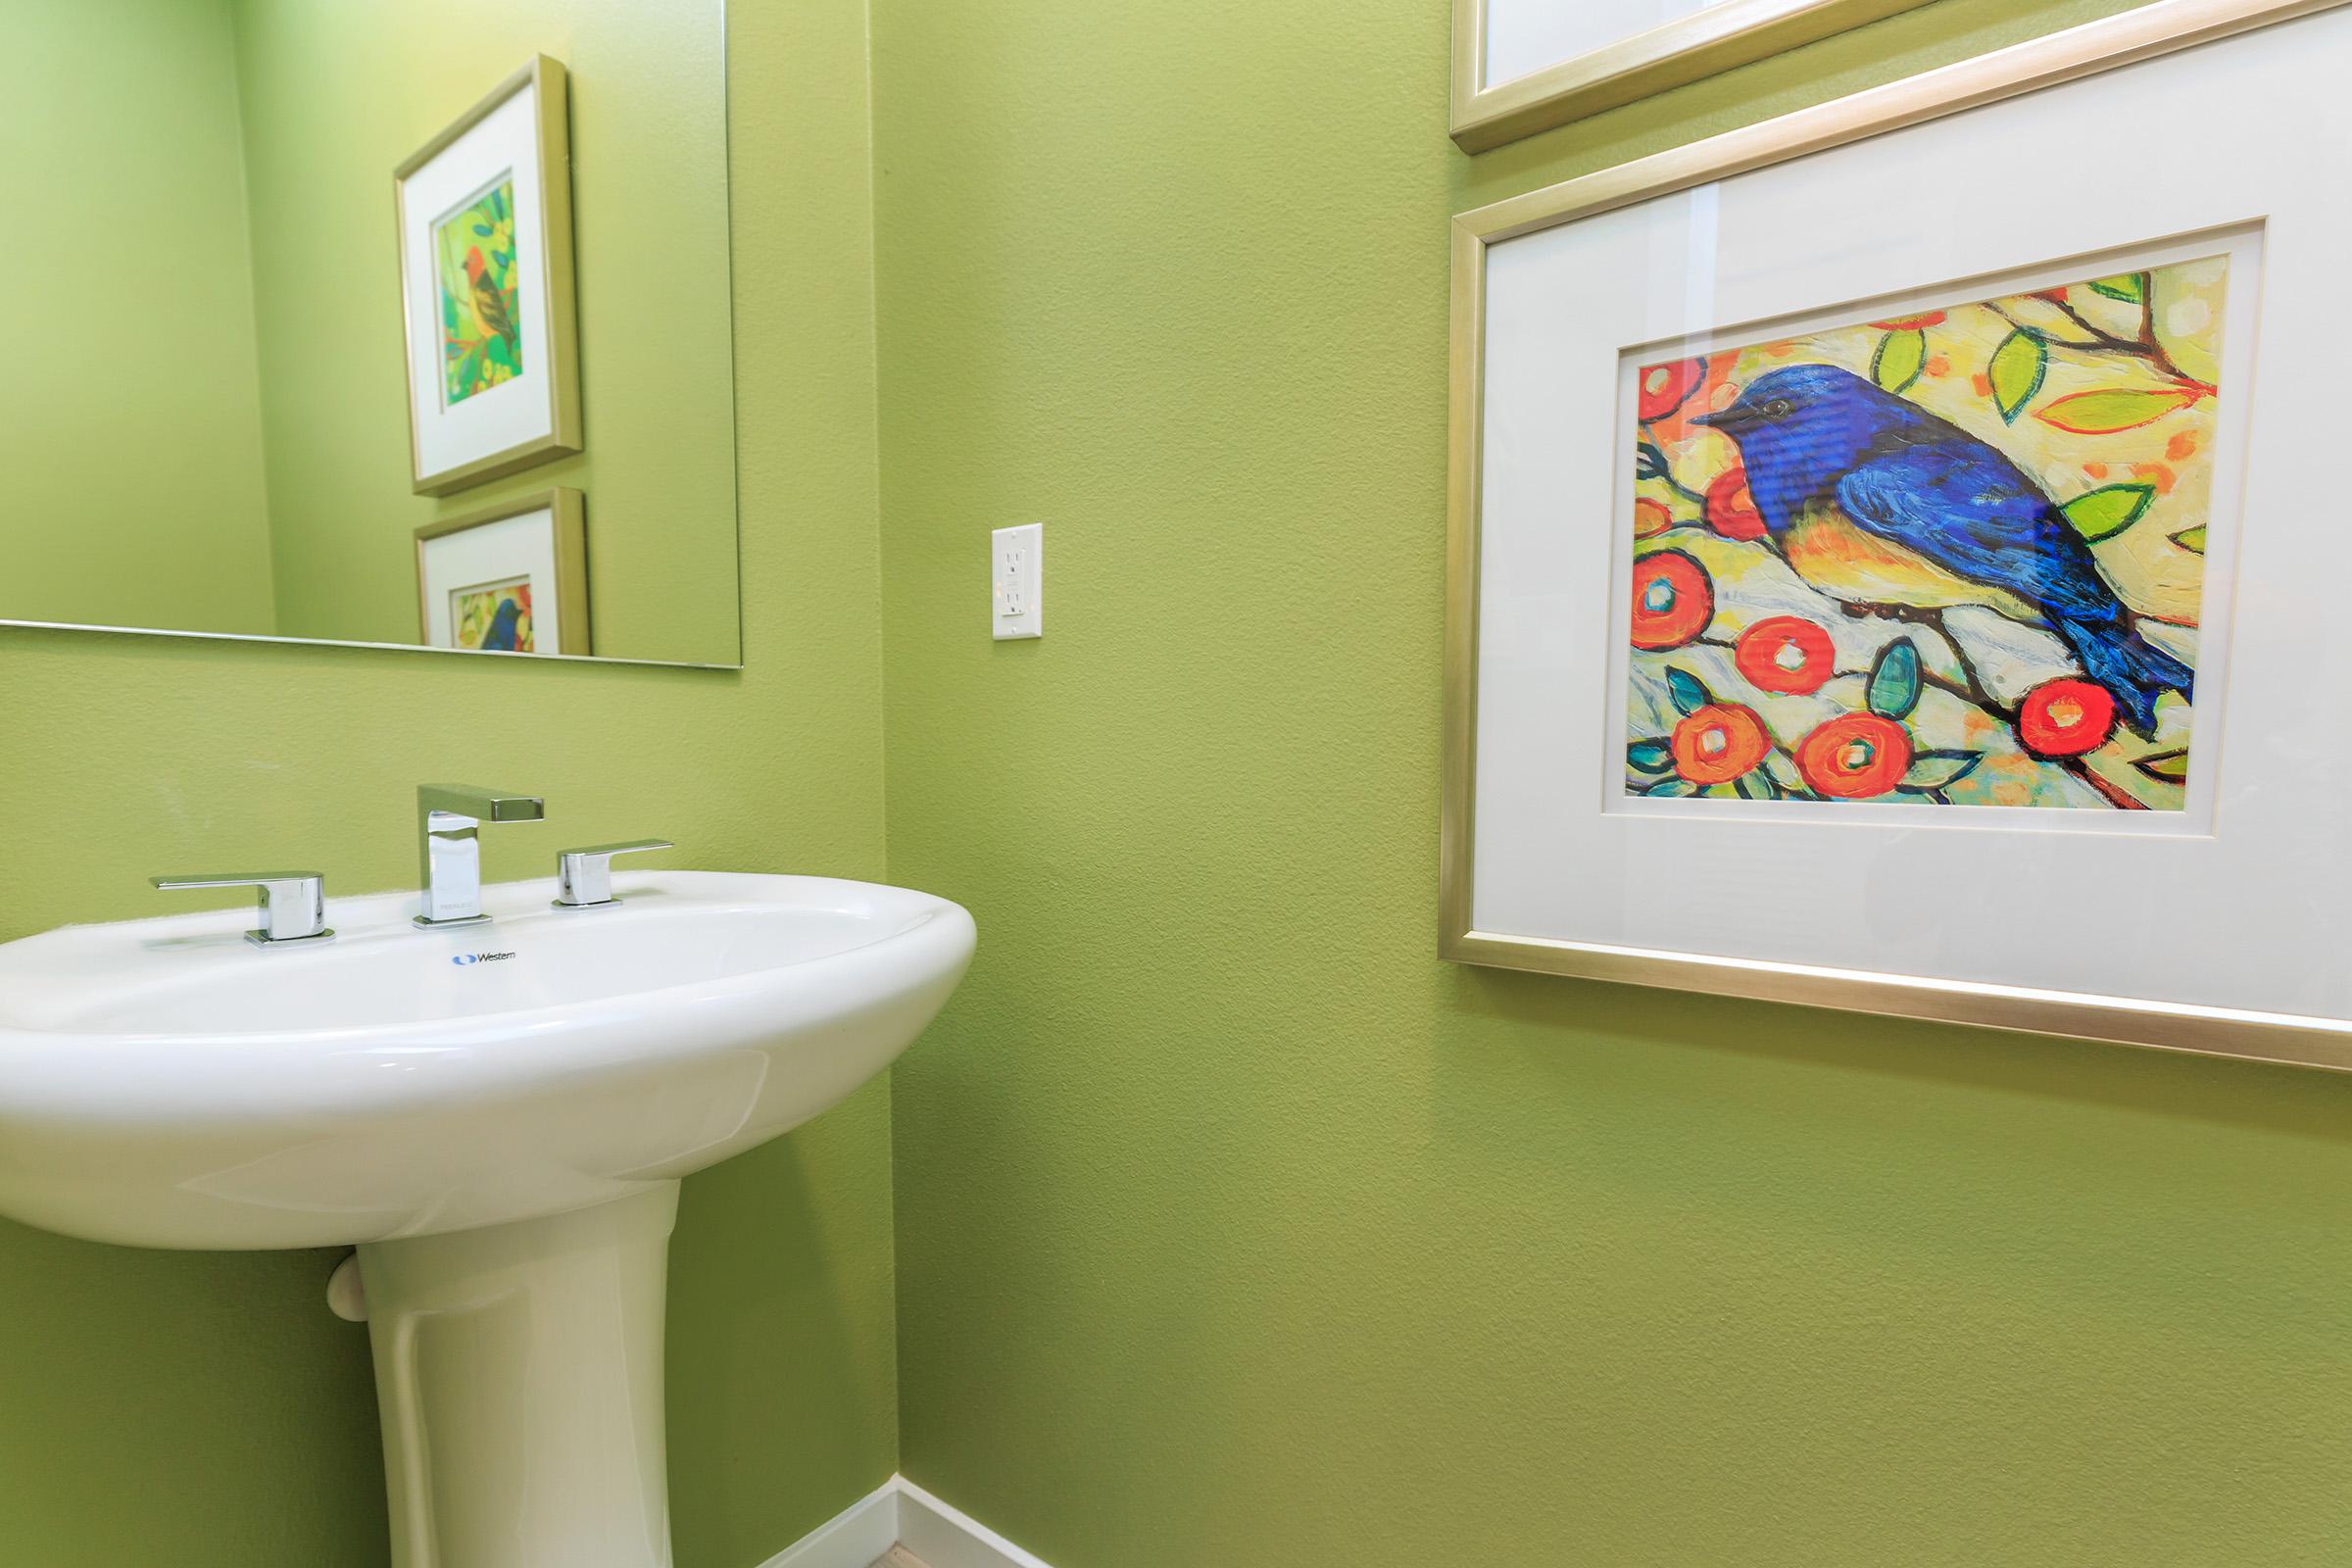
[0,869,973,1250]
[0,869,974,1568]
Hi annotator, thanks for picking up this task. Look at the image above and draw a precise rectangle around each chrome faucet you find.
[416,783,546,927]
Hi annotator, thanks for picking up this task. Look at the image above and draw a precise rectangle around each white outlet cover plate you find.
[992,522,1043,640]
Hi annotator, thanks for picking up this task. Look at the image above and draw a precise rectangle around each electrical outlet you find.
[992,523,1043,640]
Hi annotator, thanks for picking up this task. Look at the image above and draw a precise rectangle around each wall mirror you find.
[1,0,739,667]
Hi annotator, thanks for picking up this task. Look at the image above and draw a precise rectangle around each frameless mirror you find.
[1,0,738,667]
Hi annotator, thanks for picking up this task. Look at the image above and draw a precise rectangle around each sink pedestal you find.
[358,1183,682,1568]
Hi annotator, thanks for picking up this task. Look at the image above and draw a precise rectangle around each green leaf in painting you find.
[2172,525,2208,554]
[1902,750,1984,789]
[1645,777,1699,798]
[2133,749,2191,784]
[1734,772,1776,801]
[2060,482,2157,544]
[2035,384,2202,434]
[1866,638,1922,721]
[1988,328,2046,423]
[1634,443,1668,481]
[2088,272,2147,303]
[1628,740,1675,774]
[1871,329,1928,395]
[1665,666,1712,717]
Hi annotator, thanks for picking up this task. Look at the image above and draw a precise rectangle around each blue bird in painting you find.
[480,596,526,652]
[1692,364,2191,734]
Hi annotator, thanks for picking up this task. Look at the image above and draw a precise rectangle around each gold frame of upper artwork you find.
[1443,0,2352,1075]
[1449,0,1933,153]
[394,56,584,497]
[415,486,591,656]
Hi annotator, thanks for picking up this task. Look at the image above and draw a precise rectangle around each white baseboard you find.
[892,1477,1056,1568]
[757,1475,1056,1568]
[758,1480,900,1568]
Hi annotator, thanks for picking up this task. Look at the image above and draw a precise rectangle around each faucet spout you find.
[416,783,546,927]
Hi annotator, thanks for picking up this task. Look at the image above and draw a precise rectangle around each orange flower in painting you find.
[1703,466,1767,542]
[2017,678,2117,758]
[1633,497,1674,538]
[1794,713,1912,799]
[1631,551,1712,651]
[1671,704,1771,785]
[1734,616,1835,695]
[1637,358,1708,422]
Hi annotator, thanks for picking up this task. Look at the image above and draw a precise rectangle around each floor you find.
[870,1550,930,1568]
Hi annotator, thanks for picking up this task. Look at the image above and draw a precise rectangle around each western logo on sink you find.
[453,952,517,966]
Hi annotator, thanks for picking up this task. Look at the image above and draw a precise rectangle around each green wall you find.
[0,0,277,634]
[871,3,2352,1565]
[0,0,891,1562]
[11,3,2352,1566]
[232,0,739,663]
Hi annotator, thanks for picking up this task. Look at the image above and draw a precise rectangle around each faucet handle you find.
[552,841,674,910]
[152,871,333,947]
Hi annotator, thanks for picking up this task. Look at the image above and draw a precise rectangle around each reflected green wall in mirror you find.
[0,0,738,666]
[0,0,277,635]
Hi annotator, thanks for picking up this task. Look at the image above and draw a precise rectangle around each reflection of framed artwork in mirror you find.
[394,56,583,496]
[416,488,590,656]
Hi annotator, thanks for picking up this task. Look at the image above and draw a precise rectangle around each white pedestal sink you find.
[0,871,974,1568]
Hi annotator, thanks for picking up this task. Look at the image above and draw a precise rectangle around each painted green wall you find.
[0,0,276,634]
[871,3,2352,1565]
[232,0,739,663]
[0,0,892,1562]
[13,3,2352,1564]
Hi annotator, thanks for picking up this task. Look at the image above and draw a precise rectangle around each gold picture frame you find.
[393,56,584,496]
[1450,0,1931,153]
[415,488,591,656]
[1444,0,2352,1075]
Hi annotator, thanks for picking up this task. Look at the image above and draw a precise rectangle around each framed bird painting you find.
[1444,0,2352,1074]
[415,488,591,656]
[394,56,583,496]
